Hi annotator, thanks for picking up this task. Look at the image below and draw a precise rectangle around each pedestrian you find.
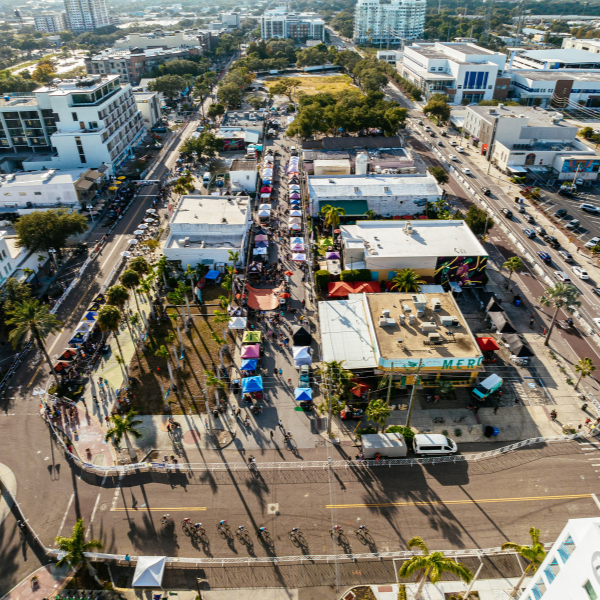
[273,368,278,377]
[514,398,520,407]
[493,405,499,415]
[278,419,283,429]
[278,368,283,375]
[236,407,241,417]
[529,318,535,329]
[287,378,292,385]
[245,417,251,427]
[270,430,274,440]
[550,409,558,421]
[582,403,589,412]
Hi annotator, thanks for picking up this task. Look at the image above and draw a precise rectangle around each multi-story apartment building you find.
[85,47,202,85]
[0,75,145,175]
[402,42,507,104]
[133,92,161,129]
[33,13,67,33]
[260,12,324,41]
[63,0,110,32]
[353,0,425,46]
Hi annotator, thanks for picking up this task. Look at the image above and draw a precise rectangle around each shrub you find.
[356,425,377,439]
[315,270,330,290]
[454,427,463,437]
[385,425,415,449]
[340,269,372,282]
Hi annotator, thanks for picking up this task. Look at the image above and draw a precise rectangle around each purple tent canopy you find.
[241,344,260,358]
[292,253,306,261]
[255,234,268,241]
[326,251,341,259]
[255,241,269,248]
[290,193,301,199]
[291,243,304,251]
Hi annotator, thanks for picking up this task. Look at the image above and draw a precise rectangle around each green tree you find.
[208,102,225,118]
[501,528,546,598]
[106,284,142,370]
[160,58,199,76]
[129,256,152,277]
[7,299,62,385]
[54,519,104,583]
[364,209,378,220]
[574,357,596,391]
[464,205,494,236]
[428,166,449,185]
[179,131,225,159]
[97,305,126,375]
[120,269,142,316]
[218,81,243,107]
[0,277,32,322]
[502,256,523,289]
[320,204,346,237]
[579,126,594,139]
[390,269,426,293]
[31,60,55,83]
[104,410,143,460]
[204,368,226,392]
[424,94,451,123]
[167,280,191,325]
[539,283,581,346]
[398,537,473,599]
[14,209,88,254]
[366,398,391,432]
[269,78,301,102]
[148,74,186,99]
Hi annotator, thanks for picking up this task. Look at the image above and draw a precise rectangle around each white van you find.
[202,172,211,185]
[413,433,457,456]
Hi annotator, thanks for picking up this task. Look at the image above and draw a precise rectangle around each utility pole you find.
[386,363,394,405]
[405,359,423,428]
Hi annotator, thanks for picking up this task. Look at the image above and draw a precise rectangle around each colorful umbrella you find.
[292,253,306,261]
[290,210,302,216]
[290,193,301,199]
[260,186,272,193]
[241,359,257,371]
[280,292,291,299]
[255,234,268,241]
[242,331,262,344]
[108,186,118,191]
[294,388,313,401]
[117,176,127,180]
[284,271,294,276]
[326,251,341,259]
[291,243,304,251]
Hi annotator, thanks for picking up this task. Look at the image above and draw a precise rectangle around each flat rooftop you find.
[518,48,600,63]
[165,233,243,249]
[230,159,257,171]
[0,169,86,187]
[341,220,487,260]
[366,292,481,362]
[467,105,578,128]
[221,111,265,128]
[0,96,38,108]
[511,69,600,82]
[303,148,411,161]
[170,195,249,226]
[133,92,157,101]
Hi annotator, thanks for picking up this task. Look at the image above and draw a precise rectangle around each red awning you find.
[328,281,354,297]
[352,281,381,294]
[476,337,500,352]
[418,215,429,219]
[350,377,370,397]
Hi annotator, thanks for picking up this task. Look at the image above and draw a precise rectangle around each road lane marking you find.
[56,492,74,538]
[326,493,592,509]
[87,492,102,539]
[110,507,206,512]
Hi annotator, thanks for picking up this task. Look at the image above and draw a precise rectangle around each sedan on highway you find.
[437,141,444,146]
[457,146,465,153]
[450,140,457,146]
[535,225,547,235]
[523,228,536,238]
[554,271,571,283]
[537,251,552,263]
[573,266,590,280]
[481,187,491,196]
[558,250,573,262]
[524,214,535,223]
[580,204,600,213]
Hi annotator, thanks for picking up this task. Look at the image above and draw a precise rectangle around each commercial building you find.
[85,47,202,85]
[34,13,67,33]
[340,220,488,285]
[219,12,240,29]
[462,105,598,180]
[307,174,441,218]
[0,75,145,175]
[220,111,265,144]
[63,0,110,32]
[229,159,257,193]
[0,229,47,288]
[318,291,483,387]
[377,50,403,65]
[562,37,600,53]
[113,30,207,51]
[163,195,252,269]
[402,42,507,104]
[133,92,161,130]
[509,48,600,71]
[353,0,425,46]
[518,517,599,600]
[260,11,325,41]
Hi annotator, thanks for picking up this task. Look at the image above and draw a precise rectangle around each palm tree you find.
[55,519,104,584]
[575,357,596,391]
[363,209,378,220]
[120,269,142,316]
[437,380,454,398]
[136,273,156,317]
[106,284,142,370]
[167,280,191,326]
[104,410,143,461]
[390,269,426,293]
[141,239,161,254]
[398,537,473,599]
[503,256,523,289]
[539,283,581,346]
[320,204,346,237]
[501,528,546,598]
[204,369,226,392]
[366,398,391,432]
[7,299,62,386]
[129,256,152,277]
[97,305,127,378]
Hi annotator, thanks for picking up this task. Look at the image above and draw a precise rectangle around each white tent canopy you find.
[132,556,166,587]
[293,346,312,367]
[229,316,248,330]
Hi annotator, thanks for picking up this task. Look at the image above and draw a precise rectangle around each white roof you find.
[0,169,86,187]
[170,195,249,226]
[318,295,377,369]
[519,48,600,63]
[341,220,487,260]
[362,433,407,451]
[308,174,442,200]
[132,556,166,587]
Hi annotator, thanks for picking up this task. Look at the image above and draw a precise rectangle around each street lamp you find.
[86,203,95,223]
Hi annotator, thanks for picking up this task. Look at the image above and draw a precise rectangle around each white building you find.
[229,159,257,193]
[260,11,324,41]
[133,92,161,130]
[63,0,110,32]
[34,13,67,33]
[518,517,599,600]
[402,42,507,104]
[163,195,252,269]
[509,48,600,71]
[220,12,240,28]
[353,0,426,46]
[307,174,442,218]
[562,37,600,53]
[377,50,403,65]
[0,75,145,175]
[0,230,47,288]
[113,30,206,51]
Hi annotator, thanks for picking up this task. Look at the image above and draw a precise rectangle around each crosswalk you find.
[578,441,600,482]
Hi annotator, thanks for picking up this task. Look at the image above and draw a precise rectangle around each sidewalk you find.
[2,565,70,600]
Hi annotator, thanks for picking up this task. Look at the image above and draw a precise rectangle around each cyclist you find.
[238,525,246,531]
[194,523,203,531]
[332,524,341,532]
[219,520,227,527]
[258,526,267,535]
[161,514,171,524]
[358,524,367,532]
[182,517,191,526]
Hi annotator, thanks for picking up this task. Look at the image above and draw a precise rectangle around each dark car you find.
[537,251,552,263]
[524,214,535,223]
[481,187,491,196]
[534,225,547,235]
[543,235,561,248]
[151,126,167,133]
[593,288,600,297]
[501,208,513,218]
[429,131,436,137]
[437,140,444,146]
[558,189,576,198]
[554,208,568,218]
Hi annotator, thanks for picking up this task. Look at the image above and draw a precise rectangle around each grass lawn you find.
[126,284,235,416]
[265,74,357,96]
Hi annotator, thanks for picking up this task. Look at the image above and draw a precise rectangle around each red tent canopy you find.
[353,281,381,294]
[476,337,500,352]
[328,281,354,297]
[350,377,371,397]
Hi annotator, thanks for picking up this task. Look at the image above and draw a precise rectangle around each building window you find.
[525,153,536,166]
[72,112,78,121]
[34,191,41,195]
[584,581,598,600]
[18,192,26,196]
[558,535,576,562]
[532,581,546,600]
[3,193,10,196]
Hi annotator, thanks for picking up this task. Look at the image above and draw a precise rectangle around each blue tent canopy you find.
[254,241,269,248]
[294,387,313,401]
[241,359,257,371]
[242,376,263,393]
[204,269,220,281]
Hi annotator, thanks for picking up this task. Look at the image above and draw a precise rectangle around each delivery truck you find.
[361,433,407,459]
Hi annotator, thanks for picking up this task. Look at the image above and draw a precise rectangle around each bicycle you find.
[257,528,271,541]
[454,415,467,423]
[194,524,205,536]
[181,519,193,534]
[289,528,302,540]
[355,526,369,535]
[432,416,445,423]
[216,522,231,533]
[330,526,344,536]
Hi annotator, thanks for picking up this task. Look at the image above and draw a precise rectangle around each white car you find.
[575,178,584,186]
[594,318,600,330]
[573,266,589,279]
[449,154,458,161]
[450,140,458,146]
[457,146,465,153]
[554,271,571,283]
[462,168,471,175]
[585,237,600,248]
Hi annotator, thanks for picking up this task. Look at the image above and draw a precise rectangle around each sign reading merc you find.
[378,357,484,371]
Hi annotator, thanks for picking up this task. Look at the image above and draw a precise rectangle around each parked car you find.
[580,203,600,213]
[565,219,580,230]
[523,228,536,238]
[537,251,552,263]
[558,250,573,262]
[575,177,584,186]
[534,225,547,235]
[585,237,600,248]
[558,189,576,198]
[518,205,526,213]
[592,288,600,296]
[299,364,310,387]
[554,208,568,218]
[554,271,571,282]
[501,208,513,218]
[573,266,589,279]
[413,433,457,456]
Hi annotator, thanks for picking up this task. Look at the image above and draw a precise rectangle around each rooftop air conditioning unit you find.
[440,315,459,327]
[431,298,442,312]
[402,304,411,313]
[420,322,437,333]
[428,332,442,344]
[382,308,390,318]
[398,314,406,325]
